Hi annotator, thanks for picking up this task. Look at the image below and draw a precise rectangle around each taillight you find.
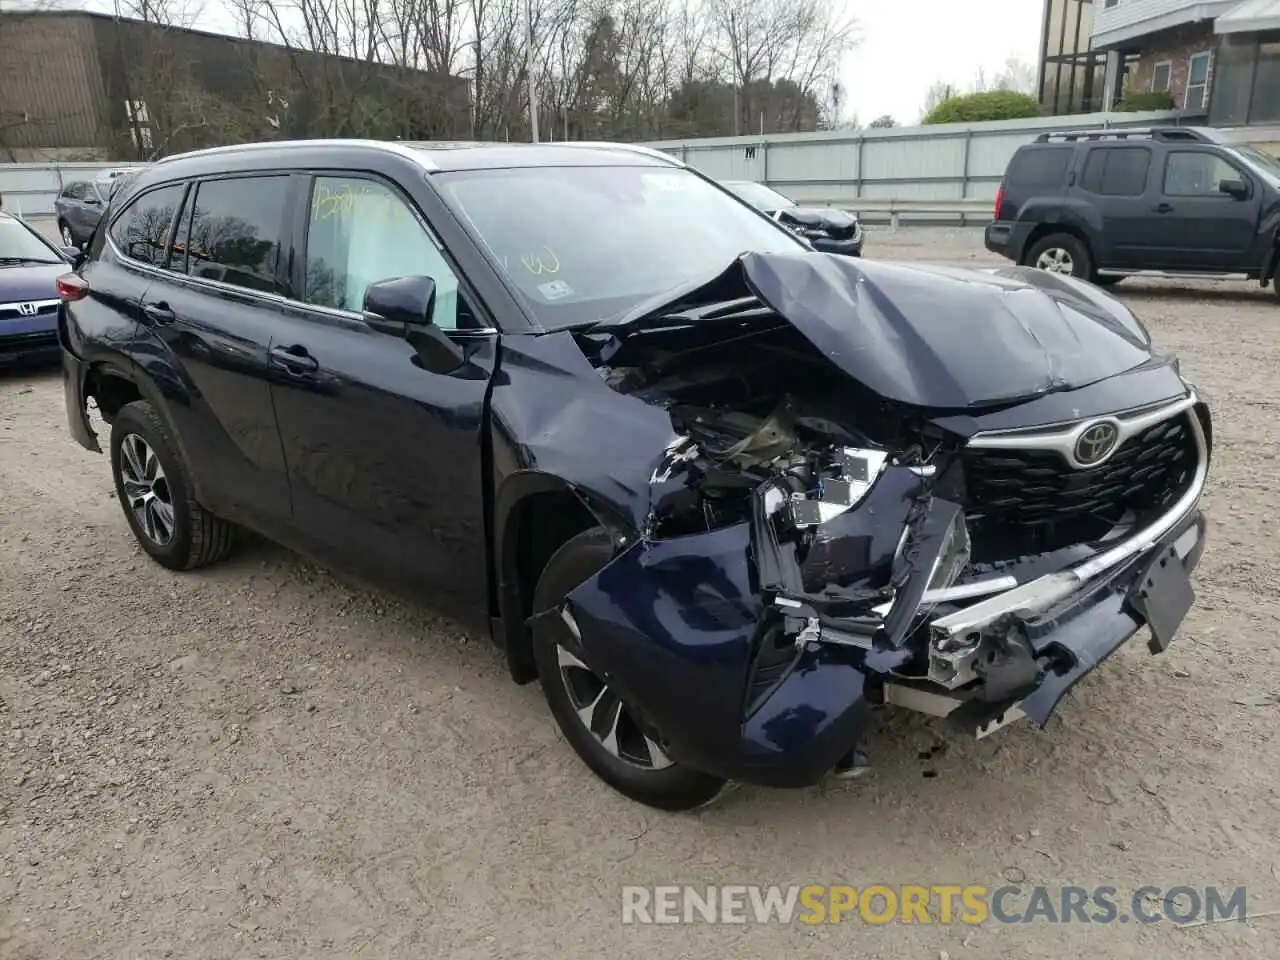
[56,273,88,302]
[993,182,1006,222]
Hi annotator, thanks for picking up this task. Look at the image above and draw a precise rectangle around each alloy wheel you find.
[119,433,175,545]
[1034,247,1074,274]
[555,616,674,771]
[61,225,75,247]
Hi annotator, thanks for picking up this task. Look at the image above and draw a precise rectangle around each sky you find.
[842,0,1044,125]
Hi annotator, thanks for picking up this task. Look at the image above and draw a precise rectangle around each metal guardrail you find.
[790,197,993,228]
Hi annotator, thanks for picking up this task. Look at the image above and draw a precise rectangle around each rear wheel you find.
[58,221,76,249]
[531,527,727,810]
[109,400,237,571]
[1024,233,1093,280]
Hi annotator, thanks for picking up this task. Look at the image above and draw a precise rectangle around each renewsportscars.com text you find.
[621,884,1248,926]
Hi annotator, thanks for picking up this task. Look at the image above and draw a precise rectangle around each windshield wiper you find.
[0,257,62,265]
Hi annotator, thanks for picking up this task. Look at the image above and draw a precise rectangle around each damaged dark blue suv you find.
[59,139,1212,810]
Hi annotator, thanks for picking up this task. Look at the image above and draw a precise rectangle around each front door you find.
[267,173,495,623]
[1150,149,1260,271]
[135,173,296,533]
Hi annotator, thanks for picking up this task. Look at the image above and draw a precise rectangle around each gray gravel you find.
[2,226,1279,958]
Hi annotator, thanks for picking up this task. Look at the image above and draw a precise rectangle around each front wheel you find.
[1024,233,1093,280]
[59,221,77,249]
[531,528,727,810]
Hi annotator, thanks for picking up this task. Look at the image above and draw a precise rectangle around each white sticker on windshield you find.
[539,280,574,301]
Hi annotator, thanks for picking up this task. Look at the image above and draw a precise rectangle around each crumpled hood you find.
[737,252,1159,410]
[777,206,858,229]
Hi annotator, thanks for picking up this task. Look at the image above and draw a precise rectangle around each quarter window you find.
[182,176,288,294]
[108,183,184,267]
[1163,152,1241,196]
[302,176,464,330]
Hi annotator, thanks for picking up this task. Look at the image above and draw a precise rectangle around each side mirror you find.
[1219,177,1249,199]
[362,275,464,374]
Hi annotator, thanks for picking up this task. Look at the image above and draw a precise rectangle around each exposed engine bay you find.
[583,305,1203,719]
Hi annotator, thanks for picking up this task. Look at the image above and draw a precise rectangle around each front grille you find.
[824,223,857,241]
[0,303,57,323]
[963,413,1196,533]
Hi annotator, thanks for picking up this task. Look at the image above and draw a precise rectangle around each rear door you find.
[266,171,496,621]
[134,173,297,533]
[1072,144,1155,269]
[1151,148,1260,270]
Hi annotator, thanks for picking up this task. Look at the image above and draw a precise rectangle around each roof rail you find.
[1034,127,1214,144]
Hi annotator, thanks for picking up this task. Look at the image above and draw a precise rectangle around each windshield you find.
[0,218,60,263]
[436,165,805,329]
[1227,144,1280,183]
[724,181,797,211]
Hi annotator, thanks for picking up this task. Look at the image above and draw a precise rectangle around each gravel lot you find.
[3,226,1280,959]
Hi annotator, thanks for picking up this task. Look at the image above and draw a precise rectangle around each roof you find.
[153,138,682,174]
[1216,0,1280,32]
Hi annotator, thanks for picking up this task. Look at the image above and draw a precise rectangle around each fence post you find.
[855,135,865,198]
[891,210,900,231]
[960,129,973,227]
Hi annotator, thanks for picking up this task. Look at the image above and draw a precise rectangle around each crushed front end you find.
[552,254,1212,788]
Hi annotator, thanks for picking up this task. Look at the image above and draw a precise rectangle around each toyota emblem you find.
[16,302,39,317]
[1074,421,1120,467]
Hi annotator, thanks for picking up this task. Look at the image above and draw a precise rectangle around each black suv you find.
[985,126,1280,293]
[60,139,1210,810]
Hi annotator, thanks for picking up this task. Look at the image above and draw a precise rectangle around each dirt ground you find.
[3,226,1280,959]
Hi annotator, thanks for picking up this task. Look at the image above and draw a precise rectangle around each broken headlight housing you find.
[786,448,889,528]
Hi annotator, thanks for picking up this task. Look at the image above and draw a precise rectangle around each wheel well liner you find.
[498,483,609,684]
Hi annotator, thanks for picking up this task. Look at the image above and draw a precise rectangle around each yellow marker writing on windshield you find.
[520,246,560,276]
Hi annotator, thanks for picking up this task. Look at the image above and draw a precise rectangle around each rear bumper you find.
[985,221,1014,259]
[62,348,100,452]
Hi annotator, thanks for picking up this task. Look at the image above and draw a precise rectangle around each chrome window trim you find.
[965,392,1196,470]
[104,234,498,336]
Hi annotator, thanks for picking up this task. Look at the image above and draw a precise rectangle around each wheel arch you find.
[84,359,209,504]
[494,471,630,684]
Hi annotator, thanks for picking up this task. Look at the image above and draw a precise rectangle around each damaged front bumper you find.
[561,393,1211,789]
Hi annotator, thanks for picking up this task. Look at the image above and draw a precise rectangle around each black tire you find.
[109,400,236,571]
[531,527,727,810]
[1023,232,1093,280]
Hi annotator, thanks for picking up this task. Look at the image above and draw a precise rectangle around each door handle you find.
[269,344,319,373]
[141,301,175,324]
[1153,202,1174,213]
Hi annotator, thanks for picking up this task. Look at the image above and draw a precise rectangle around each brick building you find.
[0,11,470,162]
[1080,0,1280,127]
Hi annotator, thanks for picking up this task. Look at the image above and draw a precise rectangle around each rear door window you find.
[108,183,185,267]
[182,176,289,294]
[1005,147,1072,188]
[1080,147,1151,196]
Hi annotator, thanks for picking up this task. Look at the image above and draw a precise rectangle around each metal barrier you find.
[789,197,993,229]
